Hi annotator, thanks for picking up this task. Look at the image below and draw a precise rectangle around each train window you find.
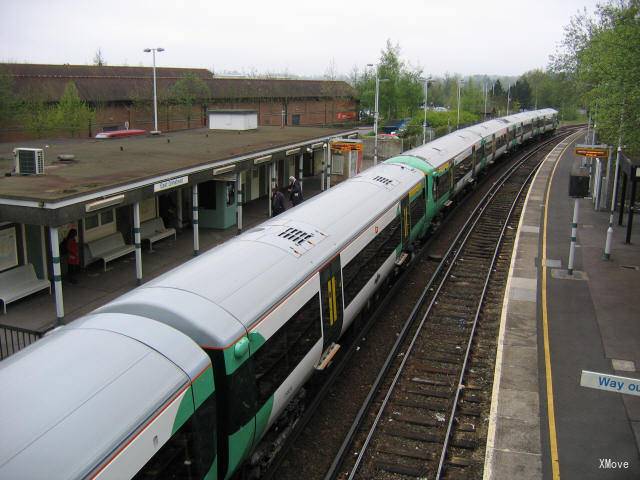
[434,168,452,199]
[453,154,473,184]
[133,392,217,480]
[227,358,257,432]
[252,294,321,407]
[343,214,402,307]
[410,190,425,231]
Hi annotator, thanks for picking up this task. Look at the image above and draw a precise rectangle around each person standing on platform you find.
[272,185,286,217]
[288,176,304,206]
[65,228,80,284]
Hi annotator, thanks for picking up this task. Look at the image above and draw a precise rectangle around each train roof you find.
[0,314,209,480]
[96,162,425,348]
[401,109,557,170]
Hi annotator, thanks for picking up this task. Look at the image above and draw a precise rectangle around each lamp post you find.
[143,47,165,134]
[367,63,389,165]
[456,78,464,130]
[422,76,432,145]
[506,83,511,115]
[483,82,488,120]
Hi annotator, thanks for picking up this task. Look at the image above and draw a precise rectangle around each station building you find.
[0,63,357,142]
[0,120,358,323]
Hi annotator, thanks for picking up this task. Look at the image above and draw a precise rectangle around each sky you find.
[0,0,602,78]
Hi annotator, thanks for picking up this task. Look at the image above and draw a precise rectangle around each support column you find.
[133,201,142,285]
[176,188,183,229]
[618,172,627,226]
[326,142,332,189]
[604,146,622,260]
[321,145,326,191]
[268,163,274,217]
[49,227,64,325]
[298,152,304,191]
[192,184,200,256]
[568,199,579,276]
[594,159,602,211]
[236,172,243,234]
[626,178,637,244]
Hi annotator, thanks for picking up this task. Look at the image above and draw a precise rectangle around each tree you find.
[93,48,106,66]
[512,78,532,110]
[354,40,424,122]
[52,81,95,137]
[553,0,640,154]
[0,67,16,128]
[168,73,210,129]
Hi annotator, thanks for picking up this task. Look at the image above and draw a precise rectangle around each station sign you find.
[580,370,640,397]
[154,175,189,193]
[575,144,609,158]
[330,141,362,152]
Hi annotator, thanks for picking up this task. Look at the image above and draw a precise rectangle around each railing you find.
[0,324,45,361]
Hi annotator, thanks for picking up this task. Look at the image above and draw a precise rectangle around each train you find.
[0,109,558,480]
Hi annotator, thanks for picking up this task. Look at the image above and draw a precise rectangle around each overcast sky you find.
[1,0,601,78]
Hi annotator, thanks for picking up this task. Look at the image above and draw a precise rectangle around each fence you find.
[0,324,45,361]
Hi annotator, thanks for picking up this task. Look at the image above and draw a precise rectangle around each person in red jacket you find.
[65,229,80,284]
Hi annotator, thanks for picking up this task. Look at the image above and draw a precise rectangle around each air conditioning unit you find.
[13,148,45,175]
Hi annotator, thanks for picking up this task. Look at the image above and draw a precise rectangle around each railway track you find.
[256,128,579,480]
[322,129,579,480]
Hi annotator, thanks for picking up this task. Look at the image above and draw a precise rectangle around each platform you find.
[485,132,640,479]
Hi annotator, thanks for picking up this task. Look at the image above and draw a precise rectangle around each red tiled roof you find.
[1,63,356,102]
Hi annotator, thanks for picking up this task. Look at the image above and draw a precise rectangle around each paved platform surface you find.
[485,131,640,479]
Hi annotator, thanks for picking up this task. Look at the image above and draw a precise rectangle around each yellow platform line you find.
[542,133,581,479]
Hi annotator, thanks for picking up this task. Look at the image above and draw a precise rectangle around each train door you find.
[401,196,410,247]
[320,256,343,351]
[471,145,477,179]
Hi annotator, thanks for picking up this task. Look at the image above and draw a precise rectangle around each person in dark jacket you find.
[288,176,304,206]
[272,186,286,216]
[65,228,80,284]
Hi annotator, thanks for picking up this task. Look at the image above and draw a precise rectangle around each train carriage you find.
[0,314,216,480]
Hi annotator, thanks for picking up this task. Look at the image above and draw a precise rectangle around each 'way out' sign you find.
[580,370,640,397]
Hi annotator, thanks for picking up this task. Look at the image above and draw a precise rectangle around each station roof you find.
[0,125,352,205]
[1,63,356,102]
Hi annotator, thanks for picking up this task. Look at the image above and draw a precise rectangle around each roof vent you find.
[372,175,393,185]
[243,222,327,257]
[14,148,44,175]
[278,227,314,245]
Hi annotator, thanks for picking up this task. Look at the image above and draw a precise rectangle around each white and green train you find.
[0,109,557,480]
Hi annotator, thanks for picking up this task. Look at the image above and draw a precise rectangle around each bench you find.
[139,217,177,252]
[0,264,50,314]
[87,232,135,271]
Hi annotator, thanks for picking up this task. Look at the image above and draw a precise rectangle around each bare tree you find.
[93,48,106,66]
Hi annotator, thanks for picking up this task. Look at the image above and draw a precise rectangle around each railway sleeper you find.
[377,444,436,461]
[411,365,458,376]
[382,426,444,444]
[392,412,441,428]
[447,456,475,468]
[394,398,451,411]
[404,388,452,400]
[450,435,478,449]
[374,461,427,478]
[414,352,461,364]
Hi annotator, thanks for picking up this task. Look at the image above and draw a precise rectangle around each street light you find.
[506,83,511,116]
[143,47,165,134]
[456,78,465,130]
[422,76,432,145]
[366,63,389,165]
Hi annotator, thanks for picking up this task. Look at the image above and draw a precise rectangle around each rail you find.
[0,323,44,361]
